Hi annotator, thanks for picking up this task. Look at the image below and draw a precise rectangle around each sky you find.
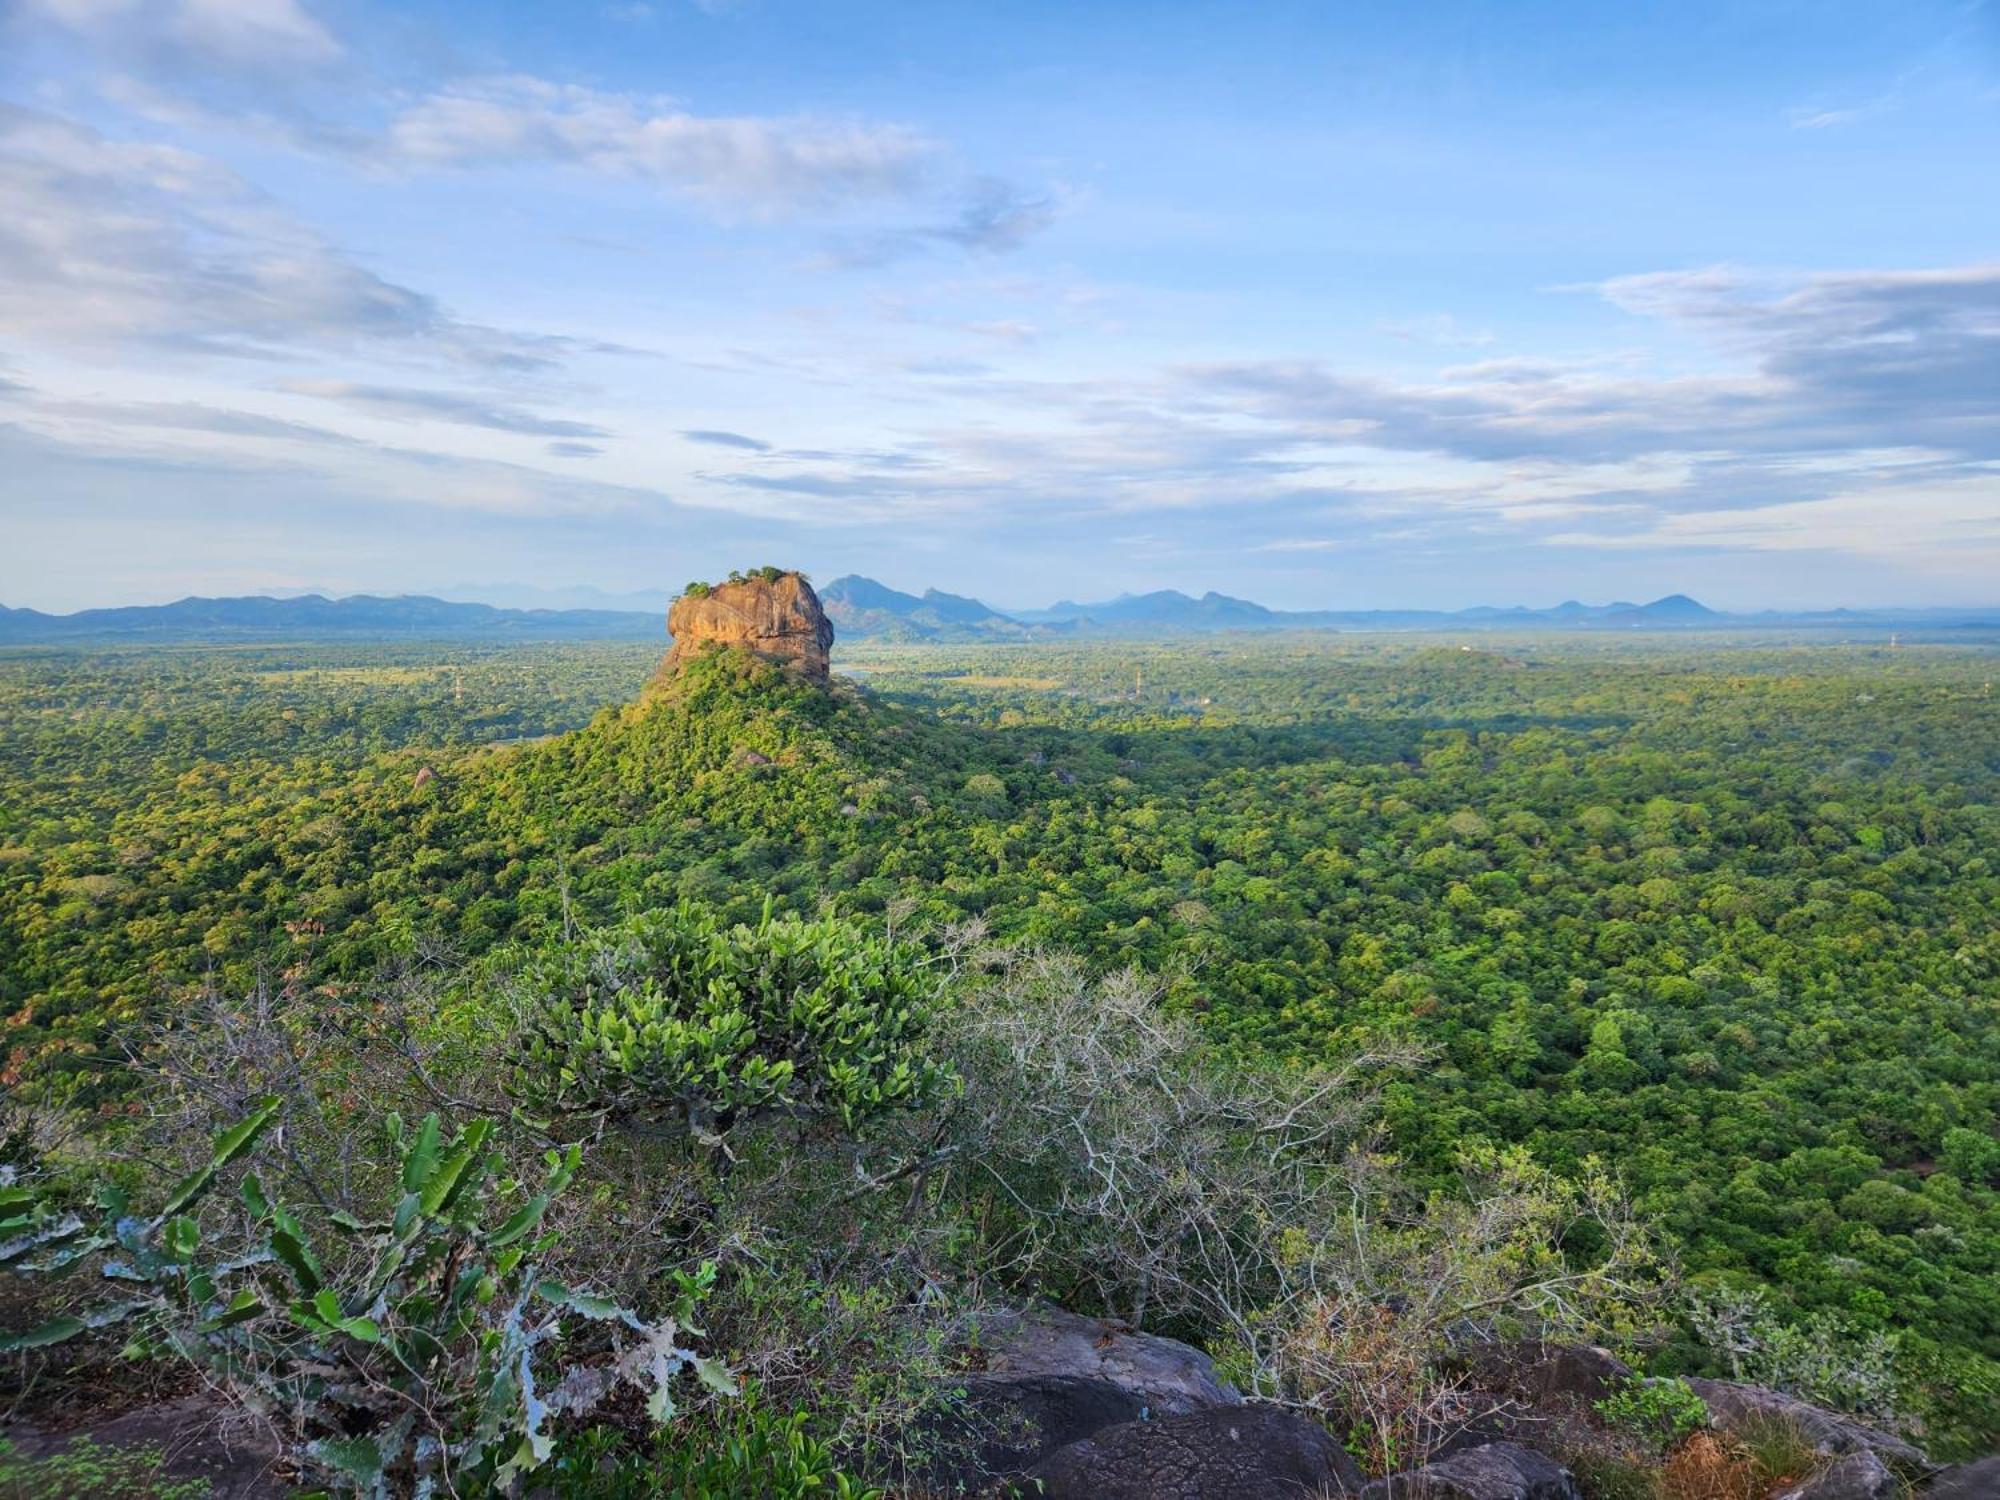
[1,0,1996,613]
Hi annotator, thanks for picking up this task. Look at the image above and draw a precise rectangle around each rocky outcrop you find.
[1688,1380,1927,1470]
[970,1303,1241,1418]
[1013,1404,1364,1499]
[1455,1342,1632,1414]
[0,1398,286,1499]
[1774,1450,1899,1500]
[910,1374,1148,1492]
[1360,1442,1581,1500]
[660,571,833,684]
[1925,1455,2000,1498]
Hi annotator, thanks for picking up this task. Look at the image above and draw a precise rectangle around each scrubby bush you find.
[544,1399,879,1499]
[908,949,1670,1471]
[1595,1375,1709,1453]
[1688,1285,1902,1423]
[504,903,954,1141]
[1,1103,726,1495]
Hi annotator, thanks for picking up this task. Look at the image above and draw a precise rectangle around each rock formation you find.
[1014,1404,1363,1500]
[970,1303,1241,1418]
[1359,1442,1581,1500]
[658,570,834,685]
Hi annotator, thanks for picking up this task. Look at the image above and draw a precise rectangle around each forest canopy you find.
[0,630,1995,1458]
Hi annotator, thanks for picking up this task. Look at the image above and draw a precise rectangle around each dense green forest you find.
[2,631,1997,1463]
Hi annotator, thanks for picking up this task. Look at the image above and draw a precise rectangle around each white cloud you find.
[0,105,582,368]
[283,380,613,438]
[15,0,341,68]
[382,77,937,215]
[172,0,339,66]
[1545,472,2000,568]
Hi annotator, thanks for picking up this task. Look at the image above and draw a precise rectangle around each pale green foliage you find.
[0,1104,725,1496]
[508,903,953,1138]
[1595,1375,1711,1452]
[1688,1285,1903,1424]
[927,953,1668,1471]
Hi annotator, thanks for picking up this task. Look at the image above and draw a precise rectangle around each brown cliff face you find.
[660,572,834,685]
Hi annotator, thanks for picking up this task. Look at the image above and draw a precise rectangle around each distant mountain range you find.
[825,578,2000,640]
[0,594,663,643]
[3,582,1995,644]
[819,577,1052,641]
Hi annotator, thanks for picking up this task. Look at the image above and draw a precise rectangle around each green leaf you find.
[338,1315,382,1343]
[534,1279,633,1324]
[308,1434,384,1490]
[204,1288,265,1330]
[159,1095,281,1219]
[488,1193,552,1249]
[0,1316,85,1351]
[268,1201,323,1293]
[400,1114,441,1195]
[162,1215,199,1263]
[419,1122,493,1218]
[691,1353,739,1397]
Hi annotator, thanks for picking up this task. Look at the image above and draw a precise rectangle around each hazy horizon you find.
[3,0,1997,612]
[9,573,1999,621]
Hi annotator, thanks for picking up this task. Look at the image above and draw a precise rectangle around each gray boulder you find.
[1924,1455,2000,1499]
[1774,1450,1898,1500]
[1688,1380,1927,1469]
[1359,1442,1580,1500]
[0,1398,285,1499]
[910,1374,1146,1491]
[1015,1404,1363,1500]
[971,1303,1240,1417]
[1456,1342,1633,1412]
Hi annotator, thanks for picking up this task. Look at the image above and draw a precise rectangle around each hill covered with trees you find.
[1,626,1996,1487]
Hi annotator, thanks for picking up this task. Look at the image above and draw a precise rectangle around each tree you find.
[504,903,954,1141]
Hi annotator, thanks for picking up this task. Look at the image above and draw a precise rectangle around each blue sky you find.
[1,0,1995,612]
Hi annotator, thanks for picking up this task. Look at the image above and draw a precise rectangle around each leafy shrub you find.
[507,904,954,1140]
[0,1438,210,1500]
[544,1400,880,1499]
[1595,1376,1710,1453]
[0,1103,729,1496]
[1688,1286,1902,1423]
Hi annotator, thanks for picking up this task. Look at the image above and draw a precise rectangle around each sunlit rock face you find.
[660,571,835,684]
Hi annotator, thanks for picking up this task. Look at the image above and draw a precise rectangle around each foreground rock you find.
[910,1374,1147,1491]
[659,570,834,685]
[1455,1341,1632,1413]
[1014,1404,1363,1499]
[1773,1449,1899,1500]
[971,1303,1241,1417]
[0,1398,285,1499]
[1688,1380,1927,1469]
[1360,1441,1581,1500]
[1925,1455,2000,1498]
